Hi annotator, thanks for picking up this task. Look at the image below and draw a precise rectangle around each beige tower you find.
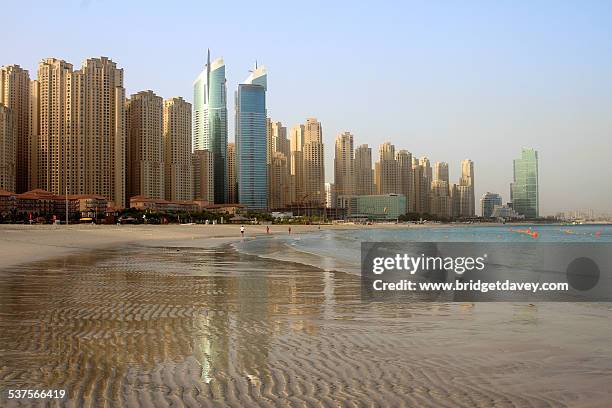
[269,151,290,209]
[0,105,15,192]
[163,97,193,201]
[396,150,413,213]
[227,143,237,203]
[33,57,126,207]
[0,65,30,193]
[431,179,451,219]
[354,144,374,196]
[290,124,305,203]
[434,161,449,183]
[127,90,164,200]
[302,118,325,205]
[267,120,291,209]
[33,59,73,197]
[459,159,475,217]
[375,142,398,194]
[334,132,354,197]
[193,149,214,203]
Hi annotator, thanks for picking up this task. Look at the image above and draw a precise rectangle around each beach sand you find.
[1,226,612,407]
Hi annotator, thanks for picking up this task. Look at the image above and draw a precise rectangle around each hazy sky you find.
[3,0,611,214]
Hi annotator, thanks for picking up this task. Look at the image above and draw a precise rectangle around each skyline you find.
[2,1,612,214]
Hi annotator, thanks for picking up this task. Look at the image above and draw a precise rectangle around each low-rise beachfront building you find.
[491,204,524,220]
[129,196,199,213]
[0,189,16,220]
[338,193,407,220]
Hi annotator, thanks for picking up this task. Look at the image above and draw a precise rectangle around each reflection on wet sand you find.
[1,245,612,407]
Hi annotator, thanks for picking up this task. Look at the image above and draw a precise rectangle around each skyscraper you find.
[192,149,214,203]
[193,50,228,203]
[375,142,398,195]
[127,90,164,200]
[235,64,267,210]
[290,124,305,202]
[434,162,449,183]
[0,105,15,192]
[511,148,539,218]
[0,65,30,193]
[354,144,374,196]
[396,150,413,213]
[267,120,291,209]
[227,142,236,203]
[32,57,126,207]
[302,118,325,205]
[163,97,193,201]
[459,159,475,217]
[334,132,354,197]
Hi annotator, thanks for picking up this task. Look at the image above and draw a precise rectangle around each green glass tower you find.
[193,50,228,203]
[511,148,539,218]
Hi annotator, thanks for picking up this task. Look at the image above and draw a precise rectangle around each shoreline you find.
[1,222,605,270]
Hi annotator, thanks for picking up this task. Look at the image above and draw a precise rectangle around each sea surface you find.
[1,225,611,407]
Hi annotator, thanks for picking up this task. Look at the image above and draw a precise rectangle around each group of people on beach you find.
[240,225,292,238]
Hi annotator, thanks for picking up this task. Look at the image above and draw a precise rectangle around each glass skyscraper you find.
[193,50,228,203]
[511,148,539,218]
[235,65,267,210]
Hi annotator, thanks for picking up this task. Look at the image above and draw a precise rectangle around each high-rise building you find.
[302,118,325,205]
[290,124,305,202]
[396,150,413,213]
[192,149,214,203]
[375,142,398,195]
[193,50,228,203]
[415,156,432,214]
[511,148,539,218]
[267,120,291,209]
[325,182,337,208]
[459,159,475,217]
[354,144,374,196]
[227,143,236,203]
[32,57,126,207]
[126,90,164,200]
[430,180,451,219]
[334,132,354,197]
[0,105,15,192]
[163,97,193,201]
[0,65,30,193]
[434,162,449,183]
[269,151,290,209]
[235,65,267,210]
[480,192,502,218]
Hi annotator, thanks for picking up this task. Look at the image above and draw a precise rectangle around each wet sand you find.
[1,243,612,407]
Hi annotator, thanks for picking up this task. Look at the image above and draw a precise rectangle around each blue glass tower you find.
[511,148,539,218]
[193,50,228,203]
[235,65,267,210]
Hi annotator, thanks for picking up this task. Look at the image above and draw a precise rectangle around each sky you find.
[3,0,612,215]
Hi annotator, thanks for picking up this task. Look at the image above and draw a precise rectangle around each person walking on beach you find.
[266,226,270,234]
[288,226,291,235]
[240,225,245,238]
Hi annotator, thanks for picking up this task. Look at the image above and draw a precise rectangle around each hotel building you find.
[375,142,398,195]
[334,132,354,197]
[354,144,374,196]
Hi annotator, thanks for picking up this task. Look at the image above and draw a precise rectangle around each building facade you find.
[334,132,354,197]
[511,148,539,218]
[375,142,398,195]
[163,97,193,201]
[396,150,413,213]
[354,144,374,196]
[227,142,237,203]
[127,90,164,200]
[235,65,267,210]
[0,65,30,193]
[0,105,15,192]
[459,159,475,217]
[480,192,502,218]
[193,51,228,203]
[290,124,305,202]
[301,118,325,205]
[192,149,214,203]
[341,193,406,220]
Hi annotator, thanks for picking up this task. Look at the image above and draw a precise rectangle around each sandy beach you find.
[0,223,364,270]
